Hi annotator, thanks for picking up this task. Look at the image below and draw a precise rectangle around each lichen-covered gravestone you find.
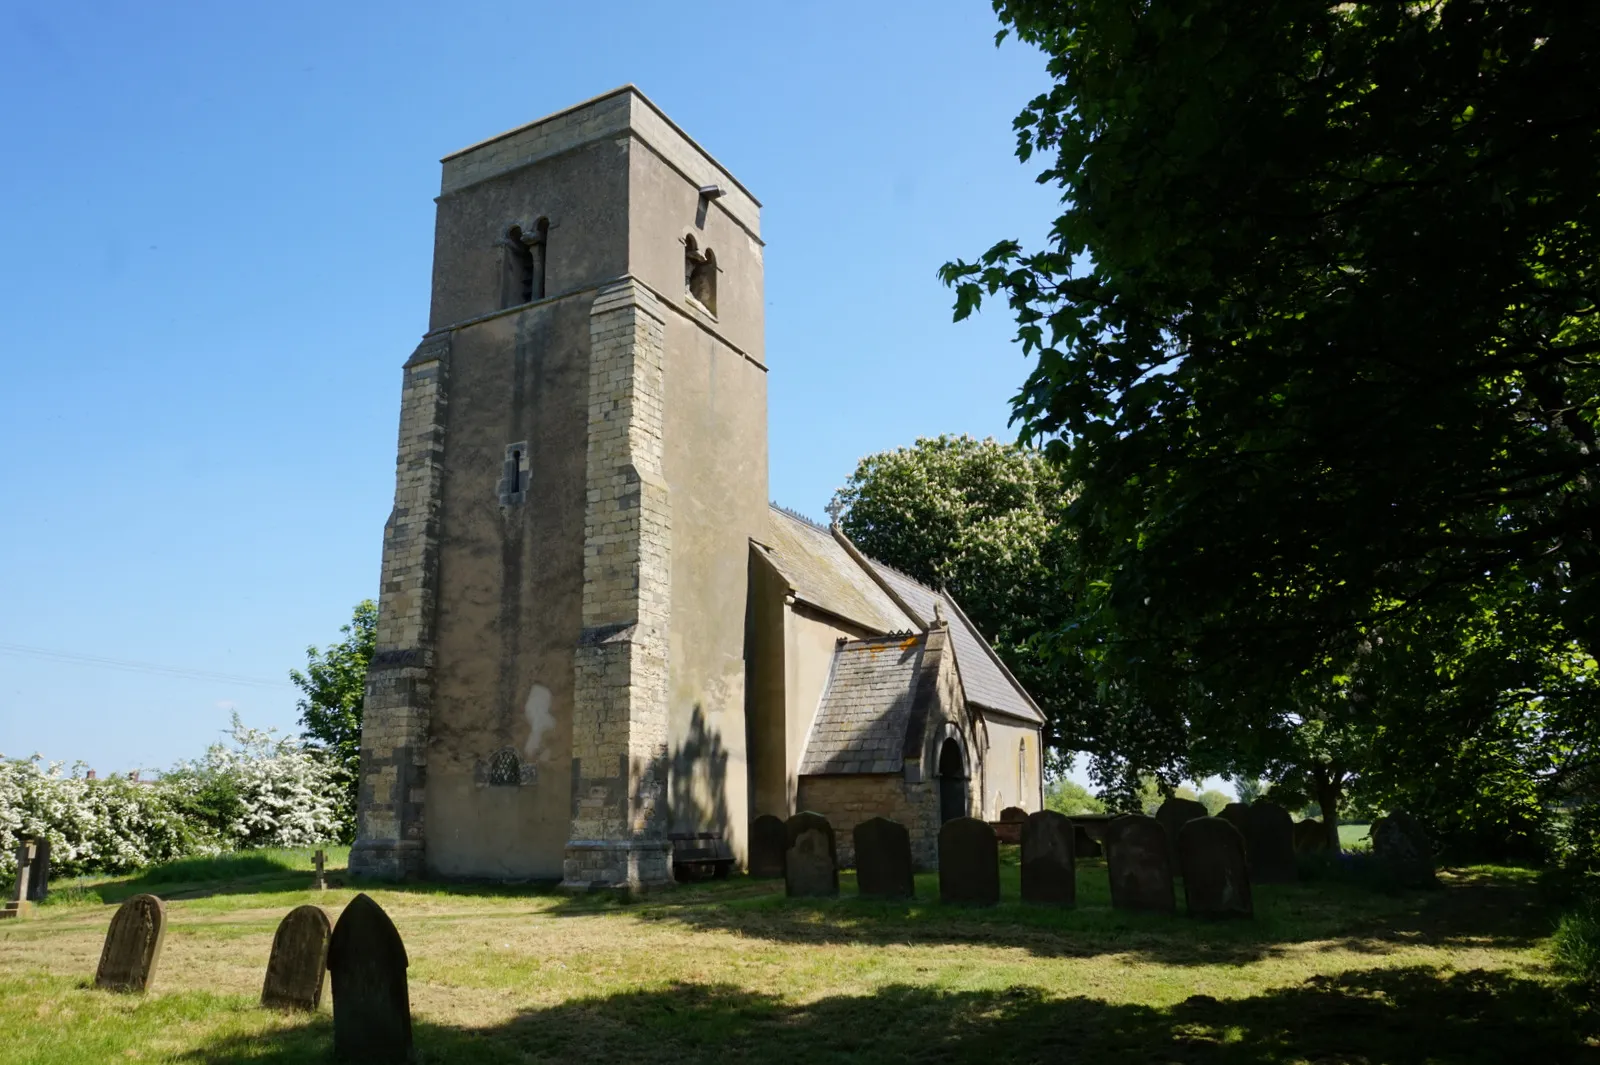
[750,814,787,878]
[1373,811,1439,888]
[1155,797,1210,870]
[26,838,50,902]
[854,816,914,899]
[329,893,411,1063]
[938,817,999,906]
[1294,819,1330,854]
[1179,817,1253,919]
[1020,810,1075,906]
[1105,814,1175,914]
[95,894,166,992]
[261,905,332,1011]
[784,812,839,898]
[1245,802,1298,883]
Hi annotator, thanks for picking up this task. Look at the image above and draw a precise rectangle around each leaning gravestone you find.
[262,904,332,1011]
[1245,802,1298,884]
[1179,817,1253,919]
[1294,819,1330,854]
[329,893,411,1063]
[939,817,999,906]
[1020,810,1075,906]
[854,817,914,899]
[95,894,167,992]
[1105,814,1175,914]
[26,838,50,902]
[1073,824,1103,858]
[1155,798,1210,870]
[1372,811,1438,888]
[784,812,839,898]
[750,814,787,878]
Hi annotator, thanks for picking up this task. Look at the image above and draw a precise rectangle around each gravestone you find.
[328,893,412,1063]
[26,838,50,902]
[750,814,787,878]
[1372,811,1438,888]
[262,905,332,1011]
[1294,819,1330,854]
[1244,802,1298,883]
[1020,810,1075,906]
[938,817,999,906]
[313,849,328,891]
[1073,824,1103,858]
[784,812,838,898]
[1179,817,1253,919]
[1,840,34,920]
[1155,798,1210,870]
[1000,806,1028,823]
[94,894,166,992]
[1219,802,1251,844]
[1105,814,1175,914]
[853,817,914,900]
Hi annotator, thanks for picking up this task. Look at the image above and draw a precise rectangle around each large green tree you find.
[290,600,376,841]
[941,0,1600,837]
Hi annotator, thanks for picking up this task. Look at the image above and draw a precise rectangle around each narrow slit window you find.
[500,441,529,505]
[685,236,717,316]
[510,450,522,494]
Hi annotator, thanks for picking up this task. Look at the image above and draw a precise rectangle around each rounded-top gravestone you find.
[1372,811,1438,888]
[1000,806,1028,823]
[1020,810,1075,906]
[1179,817,1253,919]
[784,812,839,898]
[1293,819,1330,854]
[262,904,332,1011]
[1155,797,1209,869]
[1245,802,1298,883]
[854,817,914,900]
[1219,802,1251,842]
[750,814,787,878]
[1105,814,1175,914]
[328,893,412,1064]
[938,817,999,906]
[95,893,166,993]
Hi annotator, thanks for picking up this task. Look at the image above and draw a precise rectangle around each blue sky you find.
[0,1,1065,773]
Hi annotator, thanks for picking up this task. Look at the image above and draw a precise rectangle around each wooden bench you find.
[669,832,735,882]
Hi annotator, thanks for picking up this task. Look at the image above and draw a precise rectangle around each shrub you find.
[1552,895,1600,987]
[0,759,191,880]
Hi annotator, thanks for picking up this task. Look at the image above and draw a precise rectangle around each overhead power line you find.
[0,642,294,689]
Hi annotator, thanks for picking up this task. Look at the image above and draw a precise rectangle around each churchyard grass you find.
[0,850,1591,1063]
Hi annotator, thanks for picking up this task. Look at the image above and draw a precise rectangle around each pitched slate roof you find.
[857,558,1045,726]
[798,634,924,775]
[760,507,914,634]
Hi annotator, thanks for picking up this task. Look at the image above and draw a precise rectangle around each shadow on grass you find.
[176,965,1598,1064]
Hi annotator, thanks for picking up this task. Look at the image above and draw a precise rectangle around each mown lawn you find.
[1,848,1592,1063]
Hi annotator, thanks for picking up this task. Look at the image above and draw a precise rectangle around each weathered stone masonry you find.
[562,280,674,890]
[350,333,451,880]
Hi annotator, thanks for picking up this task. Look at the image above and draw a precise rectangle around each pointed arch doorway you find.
[938,738,968,824]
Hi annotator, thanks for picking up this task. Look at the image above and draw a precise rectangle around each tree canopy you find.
[940,0,1600,851]
[291,599,375,841]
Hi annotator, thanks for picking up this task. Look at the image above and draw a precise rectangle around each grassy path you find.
[0,852,1592,1063]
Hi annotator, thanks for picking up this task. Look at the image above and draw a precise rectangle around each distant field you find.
[1340,822,1373,850]
[0,849,1580,1064]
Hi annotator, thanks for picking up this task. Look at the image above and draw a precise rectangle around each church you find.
[350,87,1046,888]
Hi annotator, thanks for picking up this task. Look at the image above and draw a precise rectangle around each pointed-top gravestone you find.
[938,817,999,907]
[750,814,787,878]
[854,817,914,900]
[262,905,332,1011]
[95,894,166,992]
[1245,802,1298,883]
[1179,817,1253,919]
[784,812,838,898]
[1020,810,1075,906]
[1155,797,1209,870]
[329,893,411,1063]
[1105,814,1175,914]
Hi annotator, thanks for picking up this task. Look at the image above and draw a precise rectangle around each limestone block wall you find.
[796,774,942,870]
[564,280,674,890]
[352,333,451,879]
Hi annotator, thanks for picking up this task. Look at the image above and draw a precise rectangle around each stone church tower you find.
[351,87,767,889]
